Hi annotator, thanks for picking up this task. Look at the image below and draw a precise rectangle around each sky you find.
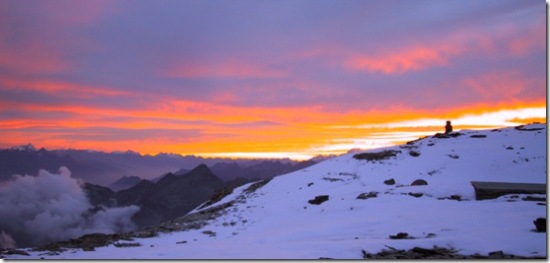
[0,0,546,160]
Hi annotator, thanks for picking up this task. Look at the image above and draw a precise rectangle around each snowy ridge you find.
[5,123,547,259]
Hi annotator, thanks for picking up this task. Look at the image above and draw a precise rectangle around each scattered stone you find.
[450,195,462,201]
[176,241,187,244]
[197,187,234,209]
[360,246,545,259]
[470,134,487,138]
[356,192,378,200]
[2,249,31,256]
[384,178,396,185]
[411,179,428,186]
[307,182,314,187]
[488,250,504,258]
[322,177,343,182]
[515,125,544,131]
[433,132,462,139]
[533,218,546,232]
[353,150,401,161]
[523,196,546,202]
[243,178,272,194]
[409,150,421,157]
[425,233,436,238]
[202,230,216,237]
[408,192,423,198]
[113,242,141,248]
[447,154,459,159]
[308,195,329,205]
[389,232,410,239]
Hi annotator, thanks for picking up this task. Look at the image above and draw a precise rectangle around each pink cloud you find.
[506,22,545,57]
[39,0,116,26]
[345,44,461,74]
[342,19,544,75]
[0,77,132,99]
[0,43,69,75]
[461,71,531,100]
[164,60,287,79]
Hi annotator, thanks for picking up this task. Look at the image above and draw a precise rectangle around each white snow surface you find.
[6,124,547,259]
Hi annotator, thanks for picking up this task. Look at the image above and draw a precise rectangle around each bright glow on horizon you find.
[332,107,546,129]
[0,1,545,161]
[196,152,316,161]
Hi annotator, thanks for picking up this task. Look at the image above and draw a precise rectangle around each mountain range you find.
[0,145,327,187]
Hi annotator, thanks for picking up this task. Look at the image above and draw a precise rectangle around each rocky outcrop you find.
[411,179,428,186]
[308,195,329,205]
[361,247,545,259]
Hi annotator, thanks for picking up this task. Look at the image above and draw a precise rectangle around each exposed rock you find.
[533,217,546,232]
[308,195,329,205]
[408,192,423,198]
[356,192,378,200]
[433,132,462,139]
[197,187,234,210]
[488,250,504,258]
[322,177,343,182]
[515,124,544,131]
[0,249,30,256]
[447,154,460,159]
[361,246,545,259]
[389,232,411,239]
[438,195,463,201]
[409,150,421,157]
[113,242,141,248]
[384,178,396,185]
[411,179,428,186]
[243,178,271,194]
[522,196,546,202]
[470,134,487,138]
[353,150,401,161]
[450,195,462,201]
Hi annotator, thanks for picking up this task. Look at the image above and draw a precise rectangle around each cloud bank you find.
[0,167,139,248]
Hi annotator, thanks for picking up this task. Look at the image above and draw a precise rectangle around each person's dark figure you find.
[445,120,453,134]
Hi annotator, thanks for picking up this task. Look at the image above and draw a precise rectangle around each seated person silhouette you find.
[445,120,453,134]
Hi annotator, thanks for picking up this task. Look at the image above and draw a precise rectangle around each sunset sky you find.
[0,0,546,160]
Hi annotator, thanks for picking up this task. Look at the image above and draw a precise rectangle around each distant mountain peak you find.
[10,143,36,151]
[108,175,143,192]
[112,150,141,156]
[185,164,218,180]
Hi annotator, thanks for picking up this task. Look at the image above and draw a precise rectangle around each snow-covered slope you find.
[6,124,547,259]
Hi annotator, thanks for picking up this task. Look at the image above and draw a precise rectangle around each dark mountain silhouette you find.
[0,147,87,182]
[82,183,116,207]
[108,175,143,192]
[113,164,225,228]
[0,145,325,187]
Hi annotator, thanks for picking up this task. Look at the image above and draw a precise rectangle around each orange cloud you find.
[0,83,545,159]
